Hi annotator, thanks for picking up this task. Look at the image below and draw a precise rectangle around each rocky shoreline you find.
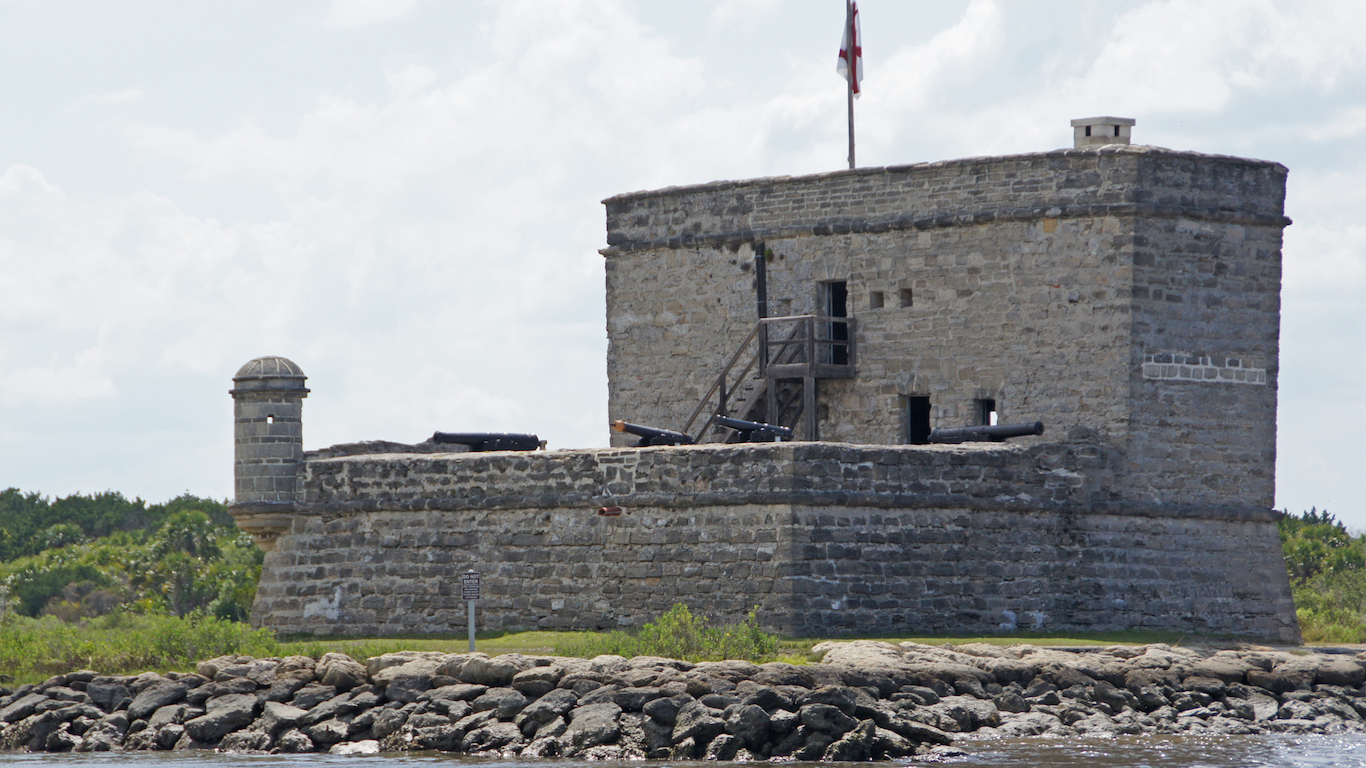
[3,641,1366,759]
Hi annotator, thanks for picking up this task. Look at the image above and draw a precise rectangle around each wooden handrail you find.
[680,322,761,438]
[679,315,856,441]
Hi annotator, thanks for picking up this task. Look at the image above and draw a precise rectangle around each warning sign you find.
[460,570,481,600]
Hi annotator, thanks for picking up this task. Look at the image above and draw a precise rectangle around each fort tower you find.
[230,355,308,551]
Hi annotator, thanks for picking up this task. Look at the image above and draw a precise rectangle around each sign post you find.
[460,569,481,652]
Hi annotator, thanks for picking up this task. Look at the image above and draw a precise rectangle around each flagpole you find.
[846,0,855,169]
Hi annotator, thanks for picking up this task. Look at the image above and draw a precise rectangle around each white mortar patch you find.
[302,586,343,621]
[1142,352,1266,385]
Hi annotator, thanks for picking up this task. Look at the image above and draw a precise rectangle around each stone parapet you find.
[603,146,1289,253]
[294,442,1267,521]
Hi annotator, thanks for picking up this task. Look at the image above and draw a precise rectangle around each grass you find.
[552,604,781,663]
[0,612,279,684]
[278,630,568,660]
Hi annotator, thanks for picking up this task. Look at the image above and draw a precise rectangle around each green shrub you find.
[554,604,779,663]
[0,508,262,621]
[1278,508,1366,642]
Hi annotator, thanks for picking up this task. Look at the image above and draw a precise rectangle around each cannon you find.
[927,421,1045,444]
[715,415,793,442]
[431,432,543,451]
[611,420,694,447]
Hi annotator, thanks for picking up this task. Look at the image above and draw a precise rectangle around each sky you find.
[0,0,1363,526]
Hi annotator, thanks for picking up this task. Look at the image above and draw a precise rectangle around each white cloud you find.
[325,0,417,28]
[1305,106,1366,142]
[710,0,785,25]
[84,88,145,107]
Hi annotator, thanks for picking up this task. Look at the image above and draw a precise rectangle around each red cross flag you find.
[837,1,862,98]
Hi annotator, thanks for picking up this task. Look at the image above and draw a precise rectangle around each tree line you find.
[0,489,261,622]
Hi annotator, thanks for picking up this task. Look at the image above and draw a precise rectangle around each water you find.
[2,735,1365,768]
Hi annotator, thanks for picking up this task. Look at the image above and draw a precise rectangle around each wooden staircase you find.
[681,315,856,443]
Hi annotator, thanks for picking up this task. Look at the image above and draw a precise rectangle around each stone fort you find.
[230,117,1300,642]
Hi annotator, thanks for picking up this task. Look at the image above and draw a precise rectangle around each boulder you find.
[128,682,189,721]
[371,706,414,739]
[1189,655,1255,684]
[642,694,693,726]
[215,659,278,686]
[462,720,524,753]
[184,695,257,742]
[0,693,48,724]
[800,703,859,735]
[472,688,529,720]
[931,695,1001,731]
[515,688,580,736]
[259,701,309,733]
[85,680,131,711]
[316,653,367,691]
[872,725,919,758]
[885,715,953,745]
[613,686,664,711]
[305,717,351,747]
[511,667,562,697]
[704,732,742,760]
[562,702,622,750]
[218,728,271,752]
[522,735,562,757]
[672,700,725,744]
[301,692,357,726]
[1248,664,1315,694]
[290,684,338,711]
[462,655,530,687]
[1317,658,1366,688]
[264,675,310,703]
[331,738,380,755]
[723,703,770,748]
[823,719,876,762]
[0,711,59,752]
[753,663,818,688]
[196,655,253,680]
[148,704,190,729]
[799,685,860,715]
[275,728,314,753]
[424,683,488,702]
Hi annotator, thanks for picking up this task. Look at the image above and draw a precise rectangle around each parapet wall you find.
[603,146,1288,252]
[248,443,1298,643]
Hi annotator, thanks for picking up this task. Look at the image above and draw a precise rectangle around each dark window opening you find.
[1114,125,1121,136]
[823,280,849,365]
[899,288,913,308]
[1085,125,1092,136]
[906,396,932,445]
[869,290,884,309]
[976,399,998,426]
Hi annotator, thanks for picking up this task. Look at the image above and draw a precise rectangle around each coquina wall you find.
[602,144,1288,508]
[246,443,1299,643]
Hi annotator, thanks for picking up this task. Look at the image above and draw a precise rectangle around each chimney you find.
[1071,116,1135,148]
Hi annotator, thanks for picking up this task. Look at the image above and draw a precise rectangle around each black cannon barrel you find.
[611,420,694,447]
[431,432,543,451]
[928,421,1045,444]
[715,415,794,442]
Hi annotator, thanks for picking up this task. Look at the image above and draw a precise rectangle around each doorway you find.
[823,281,849,365]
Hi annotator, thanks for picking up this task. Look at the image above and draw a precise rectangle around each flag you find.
[837,1,862,98]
